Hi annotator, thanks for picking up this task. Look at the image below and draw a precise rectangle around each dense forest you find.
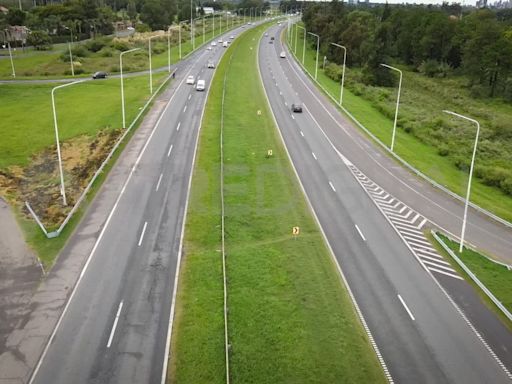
[292,1,512,100]
[0,0,269,42]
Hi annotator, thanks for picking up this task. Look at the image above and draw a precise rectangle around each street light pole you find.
[190,0,194,51]
[7,42,15,78]
[167,26,179,73]
[149,35,163,94]
[308,31,320,80]
[120,48,141,129]
[297,25,306,64]
[294,24,298,54]
[443,111,481,253]
[380,63,402,152]
[330,43,347,106]
[51,80,85,206]
[64,26,74,76]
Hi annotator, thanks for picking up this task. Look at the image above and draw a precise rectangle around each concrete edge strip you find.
[432,231,512,323]
[259,26,394,383]
[284,23,512,231]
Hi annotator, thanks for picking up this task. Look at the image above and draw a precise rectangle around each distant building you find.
[198,6,215,15]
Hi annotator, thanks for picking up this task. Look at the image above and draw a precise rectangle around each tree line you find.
[302,1,512,99]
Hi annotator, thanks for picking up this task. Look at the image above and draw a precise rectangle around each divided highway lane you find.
[30,27,244,384]
[259,24,510,383]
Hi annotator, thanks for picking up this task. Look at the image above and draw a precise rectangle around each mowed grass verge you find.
[429,233,512,328]
[169,23,386,383]
[288,28,512,223]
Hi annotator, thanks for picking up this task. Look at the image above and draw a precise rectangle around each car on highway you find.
[291,103,303,113]
[196,79,206,91]
[207,60,215,68]
[218,38,223,43]
[280,51,286,58]
[92,71,107,79]
[271,36,275,41]
[207,46,212,51]
[186,75,195,85]
[230,35,235,39]
[211,41,217,46]
[269,40,273,44]
[223,41,228,47]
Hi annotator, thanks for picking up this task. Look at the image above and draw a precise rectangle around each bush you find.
[501,177,512,195]
[99,47,114,57]
[110,65,120,73]
[324,63,343,82]
[419,59,439,78]
[27,30,52,51]
[85,38,109,53]
[112,40,131,51]
[71,45,90,58]
[470,84,488,98]
[135,23,151,33]
[64,67,85,75]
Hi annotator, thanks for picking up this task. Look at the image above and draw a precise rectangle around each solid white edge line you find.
[355,224,366,241]
[138,221,148,247]
[257,28,394,383]
[397,294,415,321]
[156,173,163,191]
[107,301,124,348]
[29,57,202,384]
[167,144,173,157]
[329,181,336,192]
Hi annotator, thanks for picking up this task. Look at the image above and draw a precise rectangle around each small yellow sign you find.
[292,227,300,235]
[257,110,262,115]
[267,149,273,157]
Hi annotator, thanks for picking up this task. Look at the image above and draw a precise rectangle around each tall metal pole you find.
[51,80,85,206]
[120,48,140,129]
[65,27,74,76]
[297,25,306,64]
[213,12,215,37]
[380,63,402,152]
[308,32,320,80]
[190,0,194,50]
[330,43,347,106]
[148,35,162,94]
[443,111,480,253]
[203,16,205,44]
[7,42,15,78]
[294,24,298,54]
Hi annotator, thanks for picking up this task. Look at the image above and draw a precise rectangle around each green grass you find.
[288,26,512,223]
[434,234,512,318]
[0,73,166,169]
[0,17,250,79]
[170,22,385,384]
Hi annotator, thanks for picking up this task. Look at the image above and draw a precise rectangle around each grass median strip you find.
[169,22,386,383]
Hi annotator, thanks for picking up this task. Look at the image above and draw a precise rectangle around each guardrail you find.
[432,230,512,323]
[284,22,512,231]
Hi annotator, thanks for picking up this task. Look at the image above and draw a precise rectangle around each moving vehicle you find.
[196,79,206,91]
[230,35,235,39]
[92,71,107,79]
[271,36,275,41]
[207,46,212,51]
[218,39,223,43]
[223,41,228,47]
[211,41,217,46]
[280,51,286,58]
[207,60,215,68]
[291,103,303,113]
[186,75,195,85]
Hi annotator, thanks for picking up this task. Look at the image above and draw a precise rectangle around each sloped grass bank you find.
[169,23,385,383]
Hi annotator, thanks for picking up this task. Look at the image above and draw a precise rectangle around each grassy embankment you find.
[0,72,168,266]
[0,16,250,79]
[169,22,386,384]
[288,26,512,223]
[428,233,512,328]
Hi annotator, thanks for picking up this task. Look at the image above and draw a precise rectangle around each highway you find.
[30,27,244,384]
[259,23,511,383]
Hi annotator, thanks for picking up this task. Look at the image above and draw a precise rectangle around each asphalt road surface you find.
[259,23,511,383]
[30,27,245,384]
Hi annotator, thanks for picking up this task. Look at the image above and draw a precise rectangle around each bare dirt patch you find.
[0,128,122,229]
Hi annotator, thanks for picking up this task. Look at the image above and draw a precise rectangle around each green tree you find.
[27,30,52,50]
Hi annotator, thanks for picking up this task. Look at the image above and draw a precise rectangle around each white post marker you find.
[51,80,85,206]
[443,110,480,253]
[380,63,402,152]
[120,48,141,129]
[330,43,347,106]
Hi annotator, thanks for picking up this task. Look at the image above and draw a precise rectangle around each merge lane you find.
[260,24,510,384]
[32,27,242,384]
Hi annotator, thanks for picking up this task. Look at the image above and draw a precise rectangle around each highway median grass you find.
[287,26,512,224]
[169,22,386,383]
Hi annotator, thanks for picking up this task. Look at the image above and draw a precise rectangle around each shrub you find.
[112,40,130,51]
[419,59,439,78]
[135,23,151,33]
[324,62,343,82]
[27,30,52,51]
[71,45,90,58]
[64,67,84,75]
[85,38,108,53]
[438,146,450,156]
[501,177,512,195]
[470,84,488,98]
[99,47,114,57]
[110,65,120,73]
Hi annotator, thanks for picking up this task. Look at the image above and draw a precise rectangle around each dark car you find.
[269,40,273,44]
[92,71,108,79]
[291,103,303,113]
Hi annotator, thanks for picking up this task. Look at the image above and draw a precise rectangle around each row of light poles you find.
[52,9,252,206]
[288,20,480,253]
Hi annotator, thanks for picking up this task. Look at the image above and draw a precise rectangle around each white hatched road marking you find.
[347,163,462,280]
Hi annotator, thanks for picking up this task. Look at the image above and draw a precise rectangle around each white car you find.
[186,75,195,85]
[279,51,286,58]
[218,39,223,43]
[230,35,235,39]
[207,60,215,68]
[196,79,206,91]
[207,46,212,51]
[211,41,217,46]
[223,41,228,47]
